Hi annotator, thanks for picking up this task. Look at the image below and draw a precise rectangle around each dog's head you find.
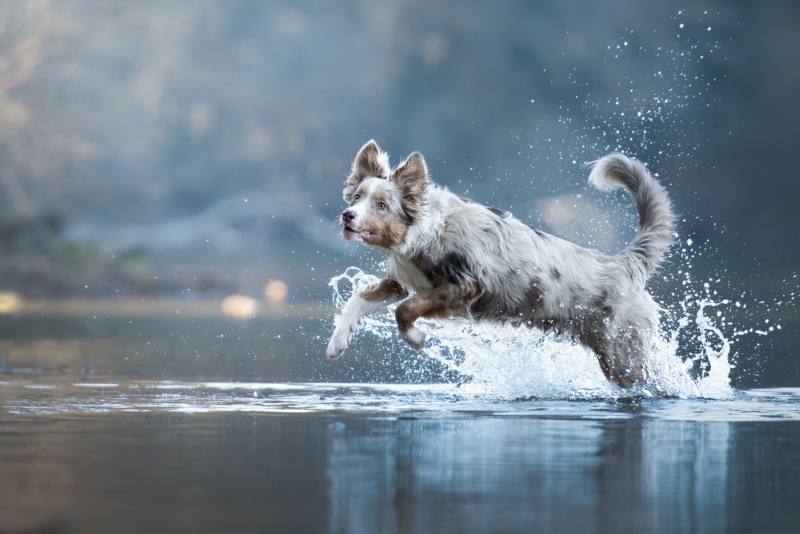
[339,140,428,251]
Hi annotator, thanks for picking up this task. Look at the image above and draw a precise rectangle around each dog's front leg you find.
[395,284,478,350]
[326,278,408,359]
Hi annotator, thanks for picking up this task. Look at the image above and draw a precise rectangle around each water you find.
[1,375,800,533]
[5,378,800,422]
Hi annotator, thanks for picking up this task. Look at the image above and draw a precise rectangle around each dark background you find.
[0,0,797,385]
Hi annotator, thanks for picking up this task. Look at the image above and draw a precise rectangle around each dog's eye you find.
[352,194,361,202]
[377,201,386,210]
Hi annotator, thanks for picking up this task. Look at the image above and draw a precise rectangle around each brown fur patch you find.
[395,282,480,334]
[382,218,409,248]
[362,278,409,303]
[359,215,409,250]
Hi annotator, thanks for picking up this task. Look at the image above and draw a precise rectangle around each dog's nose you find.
[342,209,356,223]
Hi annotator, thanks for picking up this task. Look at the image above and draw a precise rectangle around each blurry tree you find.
[0,0,796,298]
[0,0,48,219]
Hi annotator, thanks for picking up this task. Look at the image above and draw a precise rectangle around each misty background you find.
[0,0,798,384]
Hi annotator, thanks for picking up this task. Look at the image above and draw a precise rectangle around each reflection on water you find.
[327,417,736,533]
[1,379,800,532]
[328,417,606,533]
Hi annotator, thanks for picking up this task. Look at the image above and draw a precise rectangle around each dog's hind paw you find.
[400,327,427,350]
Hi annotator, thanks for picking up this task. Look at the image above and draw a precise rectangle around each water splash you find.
[540,9,729,169]
[328,256,751,401]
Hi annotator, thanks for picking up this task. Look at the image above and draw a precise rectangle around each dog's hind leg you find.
[579,328,646,389]
[395,284,479,350]
[326,278,408,359]
[578,331,616,384]
[605,334,648,389]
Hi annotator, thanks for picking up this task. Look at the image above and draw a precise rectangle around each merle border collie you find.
[326,140,674,388]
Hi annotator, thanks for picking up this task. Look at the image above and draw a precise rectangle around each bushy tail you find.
[589,153,675,277]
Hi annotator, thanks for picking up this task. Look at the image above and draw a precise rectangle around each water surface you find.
[2,377,800,533]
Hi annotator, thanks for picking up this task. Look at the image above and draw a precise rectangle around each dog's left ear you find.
[392,152,429,207]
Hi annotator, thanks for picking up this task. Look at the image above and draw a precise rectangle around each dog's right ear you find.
[353,140,390,179]
[343,140,390,202]
[391,152,429,222]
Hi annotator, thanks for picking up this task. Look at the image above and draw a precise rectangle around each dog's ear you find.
[392,152,429,220]
[352,139,391,179]
[343,140,390,202]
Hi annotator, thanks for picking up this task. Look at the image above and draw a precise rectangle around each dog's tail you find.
[589,153,675,277]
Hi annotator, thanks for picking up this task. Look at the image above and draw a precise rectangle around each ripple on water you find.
[3,381,800,422]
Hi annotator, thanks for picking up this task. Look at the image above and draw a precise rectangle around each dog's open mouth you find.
[343,225,377,241]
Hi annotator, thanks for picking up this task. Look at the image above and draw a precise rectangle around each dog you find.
[326,140,675,388]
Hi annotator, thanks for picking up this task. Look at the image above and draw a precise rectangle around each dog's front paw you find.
[326,327,350,359]
[326,319,358,359]
[400,327,427,350]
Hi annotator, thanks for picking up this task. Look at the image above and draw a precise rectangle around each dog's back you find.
[394,153,674,314]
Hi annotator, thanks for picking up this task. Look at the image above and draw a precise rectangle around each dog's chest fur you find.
[387,254,434,295]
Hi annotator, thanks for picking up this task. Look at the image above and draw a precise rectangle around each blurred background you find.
[0,0,797,386]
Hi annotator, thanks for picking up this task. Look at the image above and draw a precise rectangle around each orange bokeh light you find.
[221,294,258,319]
[265,280,288,303]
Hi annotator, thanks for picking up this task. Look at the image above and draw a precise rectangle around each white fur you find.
[326,281,407,358]
[326,294,378,359]
[400,326,426,350]
[347,179,386,223]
